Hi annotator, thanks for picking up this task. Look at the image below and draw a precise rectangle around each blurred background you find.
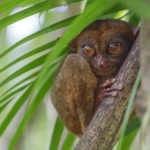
[0,1,85,149]
[0,0,150,150]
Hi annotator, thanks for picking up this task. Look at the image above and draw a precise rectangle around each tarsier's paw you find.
[97,78,123,98]
[94,78,123,111]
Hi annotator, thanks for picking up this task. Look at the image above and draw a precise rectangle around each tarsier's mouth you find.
[92,68,116,77]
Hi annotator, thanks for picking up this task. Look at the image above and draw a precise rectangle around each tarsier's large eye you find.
[81,45,96,58]
[107,42,123,55]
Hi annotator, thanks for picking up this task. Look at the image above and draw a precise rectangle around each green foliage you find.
[8,63,59,150]
[122,117,140,150]
[0,0,148,149]
[49,117,64,150]
[0,86,32,135]
[0,16,75,58]
[0,0,22,13]
[61,132,77,150]
[121,0,150,19]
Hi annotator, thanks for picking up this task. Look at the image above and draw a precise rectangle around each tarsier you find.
[51,19,136,137]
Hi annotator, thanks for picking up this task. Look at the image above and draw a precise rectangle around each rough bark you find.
[74,36,140,150]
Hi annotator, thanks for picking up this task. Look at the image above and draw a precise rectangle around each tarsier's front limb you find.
[94,78,123,112]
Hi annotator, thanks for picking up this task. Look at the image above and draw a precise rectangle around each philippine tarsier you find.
[51,19,137,136]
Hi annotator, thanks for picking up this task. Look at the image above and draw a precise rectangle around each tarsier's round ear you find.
[69,37,78,53]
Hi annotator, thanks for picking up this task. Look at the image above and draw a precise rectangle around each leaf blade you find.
[0,40,57,73]
[117,70,141,150]
[0,0,66,30]
[121,0,150,19]
[122,117,140,150]
[0,16,75,59]
[0,54,47,89]
[0,86,32,136]
[49,117,64,150]
[8,63,59,150]
[61,132,77,150]
[0,0,24,13]
[0,82,31,104]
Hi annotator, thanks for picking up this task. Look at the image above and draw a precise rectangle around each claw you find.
[101,78,116,88]
[103,84,123,93]
[97,91,118,99]
[104,91,118,97]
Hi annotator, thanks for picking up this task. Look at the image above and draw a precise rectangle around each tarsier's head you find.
[70,19,136,77]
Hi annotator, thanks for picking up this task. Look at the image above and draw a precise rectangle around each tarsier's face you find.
[70,20,135,77]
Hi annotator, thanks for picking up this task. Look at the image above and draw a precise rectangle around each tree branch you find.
[75,36,140,150]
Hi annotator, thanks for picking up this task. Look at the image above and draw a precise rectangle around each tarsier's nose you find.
[97,56,105,69]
